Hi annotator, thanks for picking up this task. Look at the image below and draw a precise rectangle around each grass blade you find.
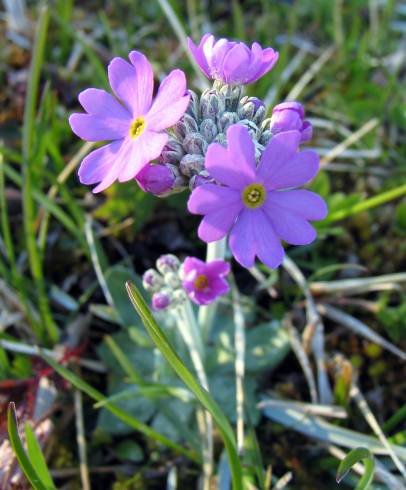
[336,447,375,490]
[7,403,49,490]
[21,3,59,344]
[25,423,56,489]
[126,281,243,490]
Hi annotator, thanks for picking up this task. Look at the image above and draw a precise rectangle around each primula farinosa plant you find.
[70,34,329,489]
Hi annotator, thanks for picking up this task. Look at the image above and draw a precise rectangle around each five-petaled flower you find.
[182,257,230,305]
[69,51,190,192]
[187,125,328,269]
[188,34,279,85]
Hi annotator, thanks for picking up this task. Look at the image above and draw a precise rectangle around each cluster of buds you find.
[142,254,185,311]
[142,254,231,309]
[139,86,313,196]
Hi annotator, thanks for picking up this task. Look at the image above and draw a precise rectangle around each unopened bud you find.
[183,132,208,155]
[218,111,239,132]
[136,163,176,197]
[143,269,163,292]
[152,290,172,311]
[180,154,205,177]
[156,254,180,274]
[200,118,218,143]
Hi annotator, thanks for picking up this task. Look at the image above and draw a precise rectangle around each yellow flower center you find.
[194,274,209,291]
[242,183,266,208]
[129,116,146,139]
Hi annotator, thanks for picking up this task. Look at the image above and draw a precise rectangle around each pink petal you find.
[187,183,241,214]
[267,149,320,190]
[69,113,129,141]
[183,256,204,276]
[146,70,189,131]
[206,260,231,277]
[266,190,328,221]
[78,140,123,185]
[128,51,154,114]
[187,36,211,77]
[198,205,240,242]
[263,200,317,245]
[229,210,256,268]
[78,88,131,119]
[205,125,256,188]
[117,131,168,182]
[108,54,153,116]
[221,44,251,83]
[257,130,301,183]
[252,210,285,268]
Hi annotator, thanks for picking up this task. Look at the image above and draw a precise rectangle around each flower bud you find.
[238,96,266,124]
[259,130,272,145]
[218,111,239,132]
[200,91,225,120]
[200,118,218,143]
[183,132,208,155]
[185,90,200,120]
[163,271,181,288]
[180,154,205,177]
[136,163,176,196]
[156,254,180,274]
[143,269,163,292]
[269,101,313,142]
[152,291,172,311]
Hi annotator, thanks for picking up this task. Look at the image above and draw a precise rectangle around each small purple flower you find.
[136,163,176,196]
[187,125,327,269]
[152,291,171,311]
[269,101,312,142]
[188,34,279,85]
[182,257,230,305]
[69,51,190,193]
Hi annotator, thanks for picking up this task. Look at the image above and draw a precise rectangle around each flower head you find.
[69,51,190,192]
[182,257,230,305]
[269,101,312,142]
[187,125,328,269]
[188,34,278,85]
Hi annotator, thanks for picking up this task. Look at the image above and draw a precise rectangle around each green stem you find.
[198,238,227,341]
[326,184,406,223]
[22,3,59,344]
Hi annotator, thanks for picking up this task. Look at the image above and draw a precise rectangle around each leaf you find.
[25,423,56,489]
[40,352,200,463]
[125,281,243,490]
[7,403,49,490]
[336,447,375,490]
[114,440,144,463]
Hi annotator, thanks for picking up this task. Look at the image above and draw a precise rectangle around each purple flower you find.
[152,291,171,311]
[187,125,327,269]
[136,163,176,196]
[182,257,230,305]
[187,34,278,85]
[269,101,312,142]
[69,51,190,193]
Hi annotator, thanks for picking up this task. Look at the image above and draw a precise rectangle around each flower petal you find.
[128,51,154,114]
[117,131,168,182]
[206,260,231,277]
[263,200,317,245]
[108,54,153,116]
[78,140,123,185]
[146,69,189,131]
[187,183,241,214]
[252,210,285,268]
[187,35,211,77]
[229,210,256,268]
[221,44,251,83]
[205,125,257,188]
[257,130,301,183]
[266,190,328,221]
[198,205,240,242]
[69,113,129,141]
[78,88,131,119]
